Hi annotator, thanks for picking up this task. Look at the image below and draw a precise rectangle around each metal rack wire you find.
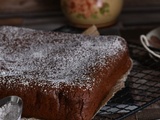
[94,43,160,120]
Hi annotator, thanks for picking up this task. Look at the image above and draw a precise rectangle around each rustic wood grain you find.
[0,0,60,13]
[0,0,160,14]
[124,0,160,7]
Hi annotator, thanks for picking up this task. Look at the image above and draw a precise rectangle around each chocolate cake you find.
[0,26,132,120]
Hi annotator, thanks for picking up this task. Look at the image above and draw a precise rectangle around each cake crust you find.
[0,26,132,120]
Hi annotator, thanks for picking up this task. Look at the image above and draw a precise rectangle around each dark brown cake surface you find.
[0,26,132,120]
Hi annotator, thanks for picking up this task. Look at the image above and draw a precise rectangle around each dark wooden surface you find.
[0,0,60,13]
[124,0,160,7]
[0,0,160,13]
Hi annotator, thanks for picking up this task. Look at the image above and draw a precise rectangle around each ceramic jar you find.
[61,0,124,28]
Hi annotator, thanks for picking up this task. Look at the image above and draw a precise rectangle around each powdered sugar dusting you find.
[0,26,127,90]
[0,102,21,120]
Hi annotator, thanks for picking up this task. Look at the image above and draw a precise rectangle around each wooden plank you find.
[0,0,60,13]
[124,0,160,7]
[0,0,160,14]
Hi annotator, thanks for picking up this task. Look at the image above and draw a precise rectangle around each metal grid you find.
[53,26,160,120]
[94,43,160,120]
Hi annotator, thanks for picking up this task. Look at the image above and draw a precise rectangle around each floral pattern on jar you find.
[62,0,109,19]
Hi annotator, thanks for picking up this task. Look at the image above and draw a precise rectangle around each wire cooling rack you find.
[53,25,160,120]
[94,43,160,120]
